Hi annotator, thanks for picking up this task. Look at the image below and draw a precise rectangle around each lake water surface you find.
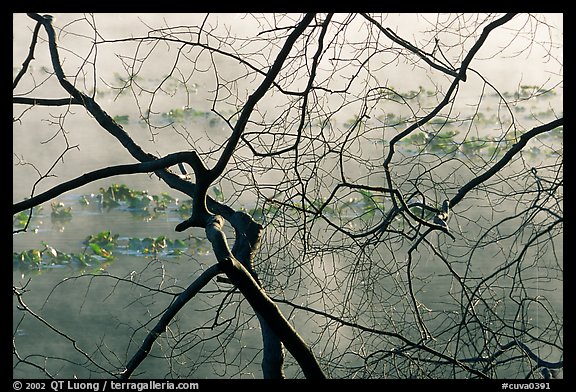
[13,13,563,379]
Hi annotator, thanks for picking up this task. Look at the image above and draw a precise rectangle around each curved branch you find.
[119,264,221,379]
[384,13,517,168]
[242,13,332,157]
[205,215,326,379]
[360,13,461,80]
[456,13,516,82]
[273,298,488,378]
[23,13,230,233]
[175,13,316,232]
[228,211,285,378]
[209,13,316,182]
[13,19,42,89]
[450,117,563,208]
[13,285,115,377]
[26,13,157,162]
[13,151,203,215]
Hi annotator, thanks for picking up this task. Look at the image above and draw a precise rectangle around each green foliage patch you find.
[14,229,208,270]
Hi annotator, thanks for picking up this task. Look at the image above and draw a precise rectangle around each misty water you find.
[13,13,562,379]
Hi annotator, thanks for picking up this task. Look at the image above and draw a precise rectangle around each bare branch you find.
[451,117,563,208]
[361,13,461,80]
[120,264,221,379]
[13,151,204,214]
[13,96,83,106]
[205,215,326,379]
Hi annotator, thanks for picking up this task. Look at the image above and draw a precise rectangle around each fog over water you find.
[13,13,562,202]
[13,13,562,379]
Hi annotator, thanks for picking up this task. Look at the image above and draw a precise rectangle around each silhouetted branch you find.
[384,13,517,168]
[175,13,316,232]
[209,13,316,183]
[13,19,42,89]
[13,151,203,215]
[205,215,326,379]
[273,298,488,378]
[24,13,196,206]
[13,285,115,377]
[361,13,461,80]
[13,96,83,106]
[14,12,561,380]
[229,211,285,378]
[450,117,563,208]
[120,264,221,379]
